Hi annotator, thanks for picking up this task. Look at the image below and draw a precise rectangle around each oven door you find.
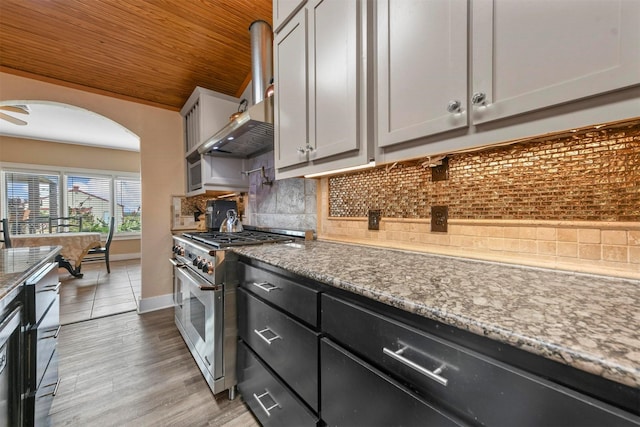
[174,265,224,380]
[170,259,186,324]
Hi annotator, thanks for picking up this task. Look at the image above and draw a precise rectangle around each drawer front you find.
[322,294,638,426]
[25,262,59,325]
[24,351,59,427]
[239,261,319,327]
[239,288,319,410]
[238,342,319,427]
[30,296,59,391]
[321,338,462,427]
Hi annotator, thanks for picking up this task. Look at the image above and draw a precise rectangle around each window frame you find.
[0,162,141,238]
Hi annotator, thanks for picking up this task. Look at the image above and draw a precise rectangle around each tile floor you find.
[59,259,140,325]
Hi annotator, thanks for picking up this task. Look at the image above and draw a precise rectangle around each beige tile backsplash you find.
[319,120,640,279]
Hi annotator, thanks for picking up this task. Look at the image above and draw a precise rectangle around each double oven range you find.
[171,228,296,399]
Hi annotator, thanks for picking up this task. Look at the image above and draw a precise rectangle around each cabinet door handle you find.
[254,390,280,416]
[383,346,449,386]
[446,100,462,113]
[251,281,279,293]
[471,92,487,106]
[254,327,281,345]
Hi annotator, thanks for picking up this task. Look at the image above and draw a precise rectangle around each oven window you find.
[190,292,206,341]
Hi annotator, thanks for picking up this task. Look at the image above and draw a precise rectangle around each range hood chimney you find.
[250,20,273,106]
[197,20,274,158]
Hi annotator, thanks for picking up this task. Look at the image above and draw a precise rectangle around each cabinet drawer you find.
[25,262,59,325]
[321,338,461,427]
[28,294,59,392]
[238,342,319,427]
[322,294,639,426]
[238,288,319,410]
[25,351,59,427]
[239,261,319,327]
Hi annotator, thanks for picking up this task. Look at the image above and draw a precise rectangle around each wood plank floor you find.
[50,308,260,427]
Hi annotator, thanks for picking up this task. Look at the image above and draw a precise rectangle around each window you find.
[115,178,141,233]
[2,167,140,236]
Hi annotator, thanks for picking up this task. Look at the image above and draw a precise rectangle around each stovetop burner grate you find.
[182,230,293,248]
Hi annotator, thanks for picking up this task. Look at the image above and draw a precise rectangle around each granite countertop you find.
[0,246,62,305]
[232,240,640,389]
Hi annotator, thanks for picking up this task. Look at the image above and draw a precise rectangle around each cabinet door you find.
[274,0,306,33]
[275,9,310,169]
[377,0,468,148]
[308,0,360,161]
[472,0,640,124]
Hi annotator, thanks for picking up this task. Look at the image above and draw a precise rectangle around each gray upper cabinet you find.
[471,0,640,124]
[376,0,468,148]
[273,0,306,33]
[375,0,640,161]
[274,0,374,179]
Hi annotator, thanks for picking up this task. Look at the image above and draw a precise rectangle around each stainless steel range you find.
[170,228,296,399]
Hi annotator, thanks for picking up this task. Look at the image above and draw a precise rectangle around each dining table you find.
[11,232,102,278]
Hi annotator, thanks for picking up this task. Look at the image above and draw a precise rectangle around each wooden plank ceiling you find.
[0,0,273,110]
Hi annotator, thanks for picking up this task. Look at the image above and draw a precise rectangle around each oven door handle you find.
[169,258,185,268]
[174,264,220,291]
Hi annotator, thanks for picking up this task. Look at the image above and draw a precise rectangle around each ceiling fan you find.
[0,104,30,126]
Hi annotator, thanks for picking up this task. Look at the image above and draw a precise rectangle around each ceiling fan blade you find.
[0,105,30,115]
[0,112,28,125]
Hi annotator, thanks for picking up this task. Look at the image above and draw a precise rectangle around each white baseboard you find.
[137,293,174,314]
[111,252,141,261]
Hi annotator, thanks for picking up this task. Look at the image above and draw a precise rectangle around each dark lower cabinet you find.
[237,256,640,427]
[321,338,462,427]
[238,288,319,410]
[237,342,318,427]
[322,293,640,427]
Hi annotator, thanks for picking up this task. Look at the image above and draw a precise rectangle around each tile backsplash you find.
[321,120,640,278]
[243,151,317,231]
[330,122,639,221]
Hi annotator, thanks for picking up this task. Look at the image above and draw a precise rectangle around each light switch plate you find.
[368,210,381,230]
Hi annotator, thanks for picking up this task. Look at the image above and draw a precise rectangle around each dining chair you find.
[82,216,115,273]
[49,216,83,233]
[0,218,11,248]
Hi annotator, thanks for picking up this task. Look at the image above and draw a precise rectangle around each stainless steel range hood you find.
[198,20,274,159]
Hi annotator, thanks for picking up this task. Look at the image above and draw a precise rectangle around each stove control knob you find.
[198,259,207,269]
[205,262,214,275]
[193,256,201,266]
[178,246,185,256]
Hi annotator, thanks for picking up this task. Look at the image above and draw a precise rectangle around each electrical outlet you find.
[368,210,381,230]
[431,206,448,232]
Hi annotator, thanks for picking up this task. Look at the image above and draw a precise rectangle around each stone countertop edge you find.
[0,246,62,303]
[232,240,640,389]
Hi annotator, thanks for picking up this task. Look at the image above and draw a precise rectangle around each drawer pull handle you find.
[42,325,62,340]
[254,390,280,416]
[40,378,61,397]
[383,346,449,386]
[254,327,281,345]
[252,281,279,292]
